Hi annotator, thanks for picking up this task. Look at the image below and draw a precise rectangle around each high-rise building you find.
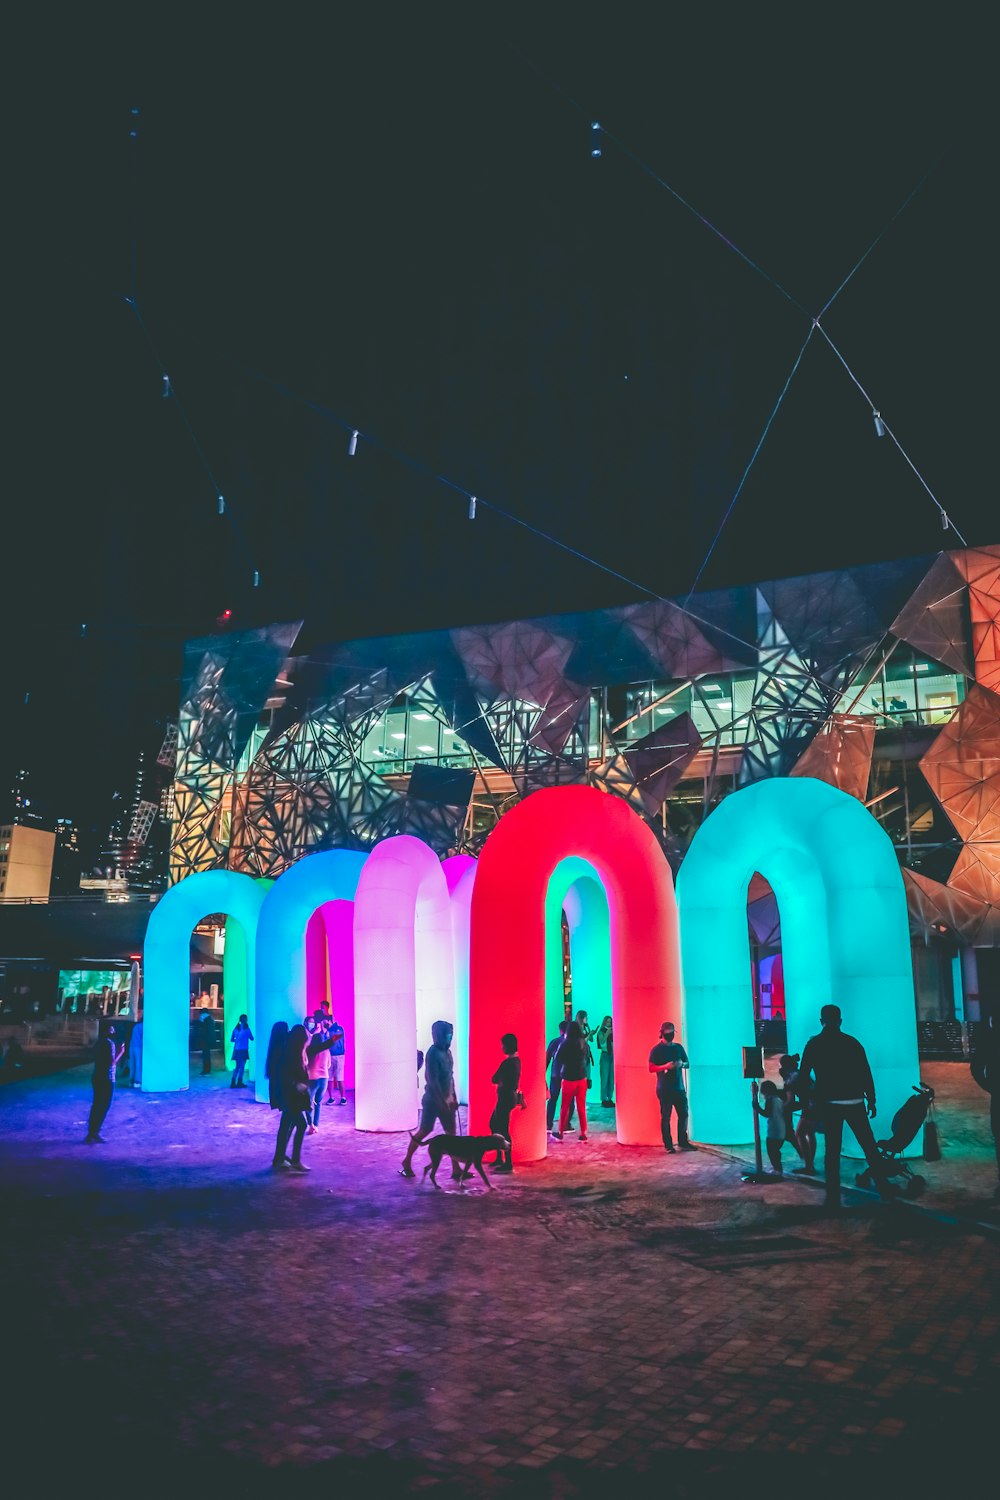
[0,823,56,900]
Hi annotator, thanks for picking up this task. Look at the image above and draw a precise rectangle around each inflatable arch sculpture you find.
[677,776,919,1145]
[354,836,456,1132]
[469,785,682,1161]
[142,869,269,1092]
[223,877,274,1084]
[254,851,368,1104]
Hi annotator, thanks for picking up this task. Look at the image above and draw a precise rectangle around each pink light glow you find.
[469,786,682,1160]
[353,836,456,1131]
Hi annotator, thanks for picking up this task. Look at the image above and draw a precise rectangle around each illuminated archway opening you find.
[469,785,681,1161]
[354,835,456,1131]
[254,851,368,1103]
[677,776,919,1144]
[557,865,613,1054]
[143,870,269,1092]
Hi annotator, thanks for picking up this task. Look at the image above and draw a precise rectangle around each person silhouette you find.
[798,1004,895,1210]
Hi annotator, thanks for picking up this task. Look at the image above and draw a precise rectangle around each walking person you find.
[596,1015,614,1106]
[552,1020,589,1142]
[85,1020,125,1143]
[798,1004,896,1210]
[575,1010,595,1097]
[490,1033,521,1173]
[970,1010,1000,1205]
[400,1020,460,1178]
[230,1014,253,1088]
[545,1020,571,1133]
[648,1021,697,1152]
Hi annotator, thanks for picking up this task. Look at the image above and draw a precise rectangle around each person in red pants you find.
[552,1020,589,1142]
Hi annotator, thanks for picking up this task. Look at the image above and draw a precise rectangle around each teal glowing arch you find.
[254,850,368,1104]
[677,776,919,1144]
[548,857,612,1042]
[142,870,269,1092]
[223,877,274,1083]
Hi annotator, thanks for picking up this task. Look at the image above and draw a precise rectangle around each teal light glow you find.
[223,878,273,1082]
[547,857,612,1042]
[143,870,269,1092]
[677,776,919,1145]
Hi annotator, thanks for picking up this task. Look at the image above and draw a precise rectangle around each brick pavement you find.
[1,1060,997,1496]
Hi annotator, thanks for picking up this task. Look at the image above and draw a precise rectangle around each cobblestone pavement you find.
[1,1061,997,1497]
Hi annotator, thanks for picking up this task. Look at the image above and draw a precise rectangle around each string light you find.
[162,374,171,399]
[217,494,226,515]
[590,121,602,158]
[873,410,886,438]
[348,429,359,456]
[468,495,477,520]
[252,570,260,588]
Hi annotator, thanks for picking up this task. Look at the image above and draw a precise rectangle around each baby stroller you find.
[855,1083,936,1199]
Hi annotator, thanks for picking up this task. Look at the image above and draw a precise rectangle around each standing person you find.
[272,1023,322,1173]
[265,1022,289,1112]
[596,1015,614,1106]
[306,1011,334,1131]
[648,1021,697,1153]
[85,1020,125,1144]
[230,1014,253,1088]
[575,1010,595,1096]
[129,1014,143,1090]
[970,1010,1000,1204]
[324,1015,347,1106]
[552,1020,589,1143]
[490,1033,521,1173]
[546,1020,571,1133]
[783,1053,818,1175]
[198,1008,214,1075]
[798,1004,895,1210]
[399,1020,459,1178]
[755,1080,788,1176]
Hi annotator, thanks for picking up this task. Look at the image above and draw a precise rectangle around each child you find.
[755,1079,788,1176]
[490,1033,521,1173]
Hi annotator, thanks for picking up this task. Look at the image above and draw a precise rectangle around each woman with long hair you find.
[596,1015,614,1106]
[272,1023,312,1172]
[264,1021,289,1113]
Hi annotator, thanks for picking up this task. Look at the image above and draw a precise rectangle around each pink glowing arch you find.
[353,836,456,1132]
[469,786,682,1161]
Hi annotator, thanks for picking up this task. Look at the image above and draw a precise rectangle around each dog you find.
[421,1132,510,1188]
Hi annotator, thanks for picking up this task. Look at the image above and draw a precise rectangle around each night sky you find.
[4,11,992,828]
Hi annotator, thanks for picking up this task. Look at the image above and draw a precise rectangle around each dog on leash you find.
[422,1132,511,1188]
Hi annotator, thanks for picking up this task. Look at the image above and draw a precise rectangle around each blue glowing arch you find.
[677,776,919,1144]
[143,870,269,1092]
[253,851,368,1103]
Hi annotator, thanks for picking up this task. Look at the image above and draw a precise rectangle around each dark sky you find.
[4,9,993,823]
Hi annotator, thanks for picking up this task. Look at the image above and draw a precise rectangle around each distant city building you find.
[0,823,56,900]
[50,817,82,895]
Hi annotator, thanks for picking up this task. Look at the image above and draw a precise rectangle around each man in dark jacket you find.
[799,1004,894,1210]
[400,1020,460,1178]
[970,1013,1000,1203]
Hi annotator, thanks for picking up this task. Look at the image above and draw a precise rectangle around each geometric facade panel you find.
[952,543,1000,695]
[889,552,972,677]
[789,713,875,801]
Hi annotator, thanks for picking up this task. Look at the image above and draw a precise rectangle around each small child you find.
[490,1033,521,1173]
[755,1079,788,1176]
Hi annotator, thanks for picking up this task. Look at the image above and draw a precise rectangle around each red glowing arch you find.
[468,786,682,1160]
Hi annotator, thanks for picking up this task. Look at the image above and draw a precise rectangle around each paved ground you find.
[1,1058,997,1496]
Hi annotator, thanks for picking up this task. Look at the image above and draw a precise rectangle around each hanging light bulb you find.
[252,569,260,588]
[217,494,225,515]
[162,374,172,399]
[348,429,359,456]
[941,510,949,532]
[872,409,885,438]
[590,121,602,158]
[468,495,477,520]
